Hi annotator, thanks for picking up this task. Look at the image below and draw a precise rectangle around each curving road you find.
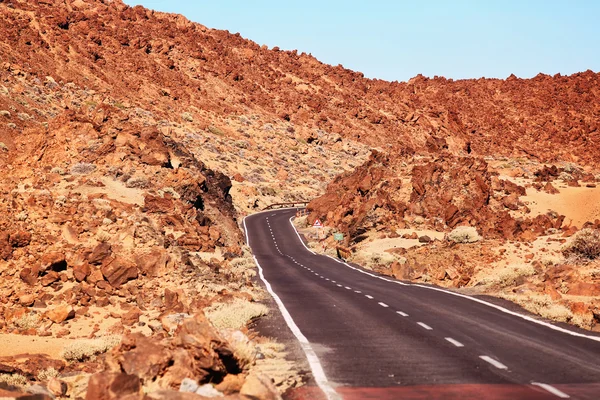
[244,208,600,400]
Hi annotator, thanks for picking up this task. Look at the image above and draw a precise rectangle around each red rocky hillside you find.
[0,0,599,164]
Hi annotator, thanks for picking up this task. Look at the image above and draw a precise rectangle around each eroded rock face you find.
[308,151,407,238]
[409,156,491,228]
[309,153,566,242]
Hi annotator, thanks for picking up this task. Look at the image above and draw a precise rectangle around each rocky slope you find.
[1,0,600,396]
[1,0,600,166]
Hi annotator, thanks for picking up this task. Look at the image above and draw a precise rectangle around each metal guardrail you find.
[263,201,310,210]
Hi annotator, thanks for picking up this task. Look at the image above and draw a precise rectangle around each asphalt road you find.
[244,208,600,400]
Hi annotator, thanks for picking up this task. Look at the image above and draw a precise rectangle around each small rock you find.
[160,313,191,335]
[9,230,31,247]
[19,293,35,306]
[88,242,112,265]
[47,378,68,396]
[101,256,138,287]
[46,305,75,323]
[215,373,246,395]
[240,374,282,400]
[20,267,39,285]
[73,263,91,282]
[179,378,199,393]
[195,384,224,397]
[40,252,67,272]
[85,372,142,400]
[418,235,432,243]
[121,308,142,326]
[26,384,54,398]
[41,271,60,287]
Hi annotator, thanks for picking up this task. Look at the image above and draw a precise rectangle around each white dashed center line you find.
[445,337,464,347]
[354,290,362,294]
[417,322,433,330]
[336,284,343,287]
[378,302,389,308]
[345,286,352,290]
[365,295,374,299]
[396,311,408,317]
[531,383,570,398]
[479,356,508,370]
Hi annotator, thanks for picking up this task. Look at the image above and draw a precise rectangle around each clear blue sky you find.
[123,0,599,82]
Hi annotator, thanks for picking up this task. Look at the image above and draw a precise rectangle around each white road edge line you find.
[531,382,570,398]
[378,302,389,308]
[479,355,508,370]
[287,216,600,343]
[445,337,464,347]
[417,322,433,330]
[396,311,408,317]
[243,215,340,400]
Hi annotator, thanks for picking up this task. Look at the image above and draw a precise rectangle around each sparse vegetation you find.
[61,335,121,362]
[0,373,27,389]
[70,162,96,175]
[13,312,40,330]
[229,336,257,370]
[0,142,7,152]
[447,226,481,243]
[181,112,194,122]
[50,166,66,175]
[37,367,59,382]
[208,125,224,136]
[562,228,600,261]
[501,293,593,329]
[96,230,112,243]
[159,186,180,199]
[353,250,397,270]
[92,198,112,212]
[125,176,149,188]
[204,298,268,330]
[476,263,535,287]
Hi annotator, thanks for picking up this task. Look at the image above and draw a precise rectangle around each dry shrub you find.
[37,367,59,382]
[125,176,149,189]
[61,335,121,362]
[501,294,592,329]
[476,263,535,288]
[70,162,96,175]
[353,250,397,270]
[447,226,481,243]
[0,373,27,389]
[562,228,600,261]
[229,337,257,370]
[13,312,40,330]
[204,298,268,330]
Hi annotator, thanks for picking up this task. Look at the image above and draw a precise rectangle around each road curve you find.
[244,208,600,400]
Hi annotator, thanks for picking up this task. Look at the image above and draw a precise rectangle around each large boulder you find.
[101,256,138,287]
